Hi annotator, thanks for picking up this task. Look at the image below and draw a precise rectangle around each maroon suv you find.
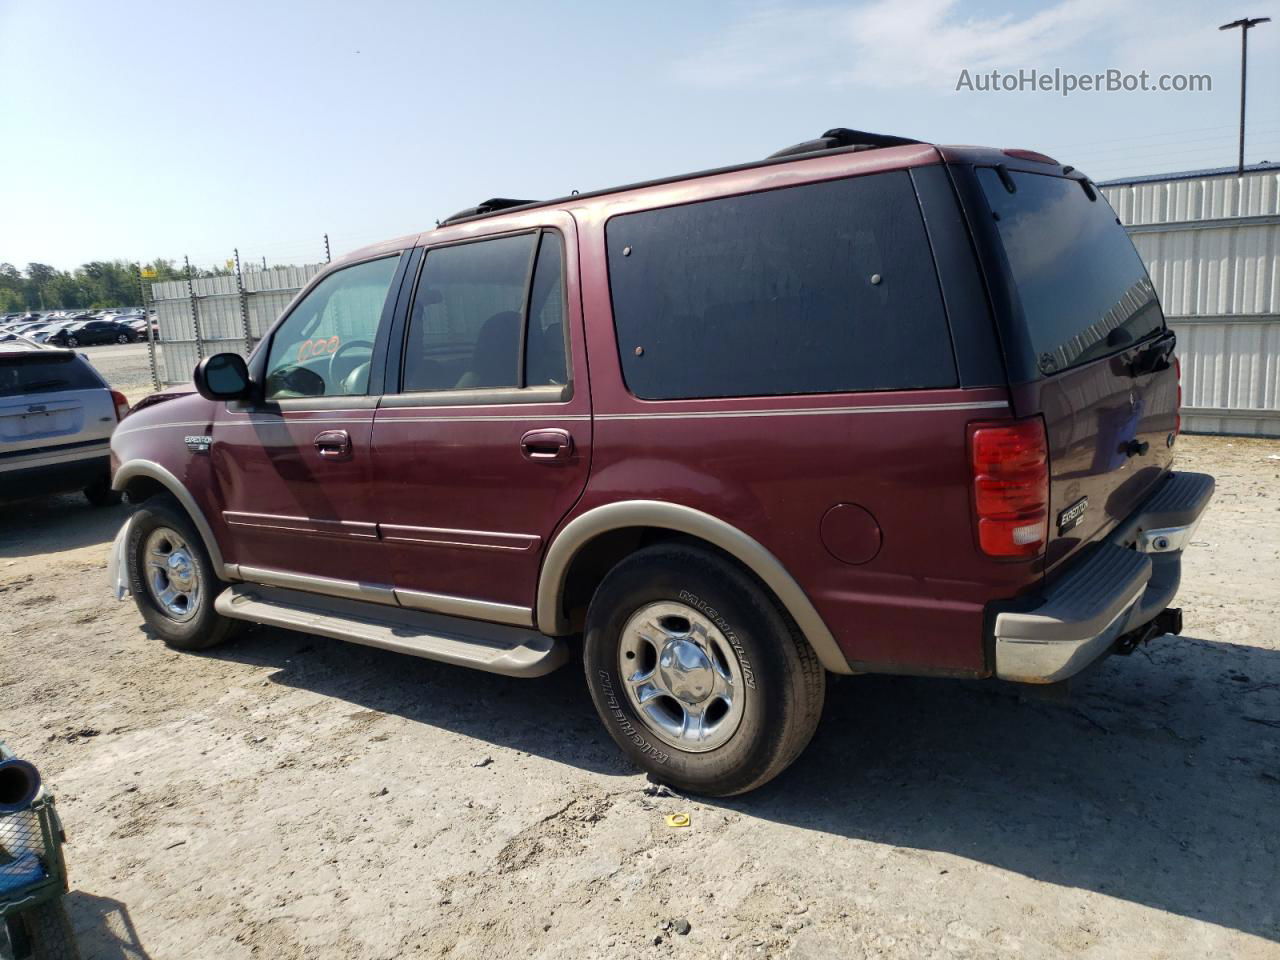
[107,129,1213,795]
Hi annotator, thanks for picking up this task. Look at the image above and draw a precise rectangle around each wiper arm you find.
[1127,331,1176,378]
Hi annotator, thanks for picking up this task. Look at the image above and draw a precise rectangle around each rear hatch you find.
[974,166,1178,573]
[0,350,116,459]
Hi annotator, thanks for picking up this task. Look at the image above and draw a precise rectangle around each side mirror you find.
[194,352,252,401]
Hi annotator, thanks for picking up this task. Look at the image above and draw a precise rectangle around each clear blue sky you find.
[2,0,1277,271]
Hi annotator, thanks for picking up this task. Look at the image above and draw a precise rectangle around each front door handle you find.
[521,428,573,462]
[314,429,352,461]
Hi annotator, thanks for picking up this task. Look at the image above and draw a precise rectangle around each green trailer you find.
[0,743,77,960]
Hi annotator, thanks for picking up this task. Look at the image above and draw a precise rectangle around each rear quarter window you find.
[0,354,104,397]
[605,171,956,400]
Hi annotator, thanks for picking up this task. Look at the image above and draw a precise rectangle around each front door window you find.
[263,255,401,400]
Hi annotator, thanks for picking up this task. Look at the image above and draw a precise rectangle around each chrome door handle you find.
[520,428,573,462]
[314,429,352,461]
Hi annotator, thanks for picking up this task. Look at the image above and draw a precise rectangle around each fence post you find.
[324,232,331,264]
[233,248,252,355]
[135,262,160,390]
[184,255,204,360]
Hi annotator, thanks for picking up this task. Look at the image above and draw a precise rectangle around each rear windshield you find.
[0,354,103,398]
[606,171,956,400]
[977,168,1164,376]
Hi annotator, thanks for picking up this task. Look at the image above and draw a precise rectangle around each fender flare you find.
[112,459,233,581]
[536,500,852,674]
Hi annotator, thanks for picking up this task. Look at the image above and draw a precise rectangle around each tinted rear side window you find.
[977,168,1164,376]
[0,354,103,397]
[606,171,955,400]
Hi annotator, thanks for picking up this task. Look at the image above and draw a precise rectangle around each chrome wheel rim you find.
[618,600,746,753]
[143,526,201,622]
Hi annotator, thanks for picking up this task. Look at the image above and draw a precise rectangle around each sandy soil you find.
[1,434,1277,960]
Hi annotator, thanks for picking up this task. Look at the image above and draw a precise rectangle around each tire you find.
[583,543,825,797]
[116,333,129,344]
[7,898,80,960]
[65,337,78,347]
[127,494,241,651]
[83,480,122,507]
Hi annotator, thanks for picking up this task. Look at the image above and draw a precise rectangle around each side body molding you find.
[536,500,853,675]
[112,459,234,581]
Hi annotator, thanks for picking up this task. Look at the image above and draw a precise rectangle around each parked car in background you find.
[47,318,138,347]
[122,315,159,341]
[108,128,1213,796]
[22,323,72,344]
[1,341,129,505]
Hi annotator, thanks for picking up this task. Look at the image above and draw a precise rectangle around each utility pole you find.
[1219,16,1271,176]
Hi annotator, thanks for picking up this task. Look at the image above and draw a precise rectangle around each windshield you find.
[977,168,1164,376]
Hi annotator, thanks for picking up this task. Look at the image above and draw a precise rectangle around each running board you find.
[214,584,569,678]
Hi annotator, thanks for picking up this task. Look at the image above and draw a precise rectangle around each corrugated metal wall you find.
[149,264,324,384]
[1102,168,1280,437]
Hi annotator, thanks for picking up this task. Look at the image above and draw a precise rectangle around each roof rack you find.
[432,128,927,229]
[767,128,922,160]
[442,197,539,226]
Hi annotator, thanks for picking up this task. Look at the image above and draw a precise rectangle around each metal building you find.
[1101,161,1280,437]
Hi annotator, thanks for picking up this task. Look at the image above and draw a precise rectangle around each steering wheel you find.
[327,339,374,393]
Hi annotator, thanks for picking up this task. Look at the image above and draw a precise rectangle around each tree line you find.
[0,259,237,313]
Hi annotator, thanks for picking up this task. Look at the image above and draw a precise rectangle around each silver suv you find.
[0,341,128,505]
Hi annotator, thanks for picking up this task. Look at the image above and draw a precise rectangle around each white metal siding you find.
[1103,168,1280,437]
[149,264,324,384]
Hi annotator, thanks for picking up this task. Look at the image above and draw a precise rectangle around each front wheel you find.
[583,543,825,797]
[126,494,241,651]
[116,333,129,344]
[65,336,78,347]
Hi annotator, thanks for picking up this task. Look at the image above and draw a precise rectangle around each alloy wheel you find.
[618,600,747,752]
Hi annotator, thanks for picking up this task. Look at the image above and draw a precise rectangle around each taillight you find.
[111,389,130,421]
[1174,355,1182,436]
[968,417,1049,559]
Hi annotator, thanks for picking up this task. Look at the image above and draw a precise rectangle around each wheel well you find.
[121,475,168,504]
[555,527,779,635]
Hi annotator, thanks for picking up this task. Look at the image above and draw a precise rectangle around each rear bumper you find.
[992,471,1214,684]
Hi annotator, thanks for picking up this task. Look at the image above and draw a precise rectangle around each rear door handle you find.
[314,429,352,461]
[521,428,573,462]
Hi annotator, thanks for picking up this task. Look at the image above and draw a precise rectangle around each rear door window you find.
[605,171,955,400]
[401,230,567,393]
[0,354,103,397]
[976,168,1164,375]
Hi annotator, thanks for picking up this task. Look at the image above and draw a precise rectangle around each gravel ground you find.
[75,342,165,400]
[1,388,1277,957]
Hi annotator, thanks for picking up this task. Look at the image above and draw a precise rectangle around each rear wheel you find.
[126,495,241,651]
[583,543,825,796]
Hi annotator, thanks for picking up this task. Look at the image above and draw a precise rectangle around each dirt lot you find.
[1,429,1278,960]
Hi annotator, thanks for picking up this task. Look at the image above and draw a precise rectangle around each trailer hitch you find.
[1113,607,1182,655]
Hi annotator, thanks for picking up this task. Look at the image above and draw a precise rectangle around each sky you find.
[2,0,1277,271]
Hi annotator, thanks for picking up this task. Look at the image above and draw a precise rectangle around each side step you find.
[214,584,569,678]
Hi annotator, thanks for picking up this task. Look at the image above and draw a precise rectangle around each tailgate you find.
[1012,351,1177,571]
[974,164,1178,573]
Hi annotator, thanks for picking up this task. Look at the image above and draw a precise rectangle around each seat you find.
[455,311,519,389]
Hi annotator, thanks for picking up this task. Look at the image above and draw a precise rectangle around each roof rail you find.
[442,197,539,226]
[767,128,922,160]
